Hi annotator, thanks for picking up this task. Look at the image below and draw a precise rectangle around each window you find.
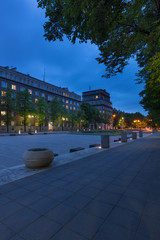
[11,121,15,127]
[5,73,8,78]
[20,87,25,91]
[70,106,72,110]
[15,76,17,81]
[23,79,26,83]
[66,100,68,103]
[28,89,32,94]
[1,111,6,116]
[1,81,7,88]
[1,121,5,126]
[34,83,37,87]
[0,71,3,76]
[35,91,39,96]
[96,95,99,99]
[70,101,72,104]
[42,93,45,97]
[48,96,52,101]
[73,107,76,110]
[35,98,38,103]
[31,82,33,86]
[10,74,13,80]
[66,105,68,109]
[1,100,5,104]
[77,102,79,106]
[1,91,6,96]
[19,78,22,82]
[11,85,16,90]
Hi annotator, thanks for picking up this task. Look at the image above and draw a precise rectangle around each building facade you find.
[82,89,113,130]
[0,66,81,132]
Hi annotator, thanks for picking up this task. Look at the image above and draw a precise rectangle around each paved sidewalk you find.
[0,134,160,240]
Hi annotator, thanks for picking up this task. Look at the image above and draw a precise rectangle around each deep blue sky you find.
[0,0,146,115]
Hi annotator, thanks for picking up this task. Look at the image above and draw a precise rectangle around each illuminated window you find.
[35,122,38,126]
[1,111,6,116]
[35,98,38,103]
[11,85,16,90]
[1,121,5,126]
[1,91,6,96]
[1,81,7,88]
[96,95,99,99]
[73,107,76,110]
[28,89,32,94]
[66,105,68,109]
[66,100,68,103]
[1,100,5,104]
[70,106,72,110]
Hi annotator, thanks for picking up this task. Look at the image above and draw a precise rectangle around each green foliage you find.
[49,98,65,126]
[0,87,16,132]
[38,0,160,123]
[16,90,35,132]
[35,97,48,130]
[37,0,160,76]
[139,52,160,126]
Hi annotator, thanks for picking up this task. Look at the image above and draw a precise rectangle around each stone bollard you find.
[139,130,143,138]
[132,132,137,139]
[121,132,127,142]
[101,135,110,148]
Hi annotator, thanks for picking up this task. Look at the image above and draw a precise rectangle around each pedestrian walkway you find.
[0,134,160,240]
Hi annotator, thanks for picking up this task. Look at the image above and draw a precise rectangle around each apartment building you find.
[82,89,113,130]
[0,66,81,132]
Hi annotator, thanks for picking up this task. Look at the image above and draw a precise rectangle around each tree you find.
[16,90,35,132]
[101,111,111,125]
[139,52,160,126]
[0,87,16,132]
[35,97,48,131]
[49,98,65,127]
[37,0,160,77]
[38,0,160,123]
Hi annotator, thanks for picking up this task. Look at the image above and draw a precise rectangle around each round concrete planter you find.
[23,148,54,169]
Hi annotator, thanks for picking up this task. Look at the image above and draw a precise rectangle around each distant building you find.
[0,66,81,132]
[82,89,113,130]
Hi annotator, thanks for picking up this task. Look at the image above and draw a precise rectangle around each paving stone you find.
[117,195,145,214]
[143,202,160,220]
[108,206,140,232]
[83,199,113,219]
[0,201,22,221]
[4,188,29,200]
[105,184,127,194]
[16,191,43,206]
[0,222,16,240]
[45,203,78,225]
[0,195,11,207]
[51,227,87,240]
[96,190,121,205]
[29,196,60,214]
[64,193,91,210]
[3,207,40,232]
[49,189,74,201]
[19,216,62,240]
[77,186,101,198]
[137,214,160,240]
[93,221,134,240]
[134,233,150,240]
[67,211,103,239]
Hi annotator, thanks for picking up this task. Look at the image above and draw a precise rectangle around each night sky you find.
[0,0,146,115]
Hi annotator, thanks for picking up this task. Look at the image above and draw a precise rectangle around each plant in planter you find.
[23,148,54,169]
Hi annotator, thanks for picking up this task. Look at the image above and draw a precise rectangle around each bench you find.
[89,144,101,148]
[70,147,85,153]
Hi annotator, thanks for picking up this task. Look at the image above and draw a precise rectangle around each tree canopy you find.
[37,0,160,124]
[37,0,160,76]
